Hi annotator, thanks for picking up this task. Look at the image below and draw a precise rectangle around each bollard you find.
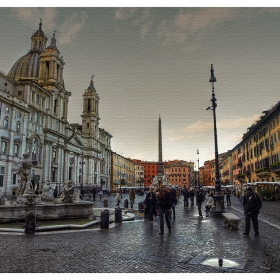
[22,211,38,234]
[124,199,128,208]
[100,209,110,229]
[115,207,122,223]
[218,258,223,267]
[138,201,144,213]
[103,198,108,207]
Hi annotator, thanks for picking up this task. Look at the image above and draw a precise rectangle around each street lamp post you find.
[208,64,225,213]
[197,149,200,187]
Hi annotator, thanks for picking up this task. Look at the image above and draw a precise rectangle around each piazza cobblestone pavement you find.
[0,192,279,273]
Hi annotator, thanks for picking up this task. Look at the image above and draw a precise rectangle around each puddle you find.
[201,257,243,268]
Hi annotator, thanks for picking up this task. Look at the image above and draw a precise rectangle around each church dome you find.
[8,51,40,81]
[7,21,48,81]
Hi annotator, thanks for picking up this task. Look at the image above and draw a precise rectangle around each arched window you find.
[14,143,19,157]
[54,99,58,114]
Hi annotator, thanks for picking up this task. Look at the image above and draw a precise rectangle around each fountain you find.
[0,153,93,223]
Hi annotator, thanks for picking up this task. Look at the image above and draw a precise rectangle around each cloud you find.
[15,8,57,29]
[115,8,138,21]
[58,12,88,45]
[166,114,260,142]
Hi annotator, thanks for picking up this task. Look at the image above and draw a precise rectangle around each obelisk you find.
[158,115,164,175]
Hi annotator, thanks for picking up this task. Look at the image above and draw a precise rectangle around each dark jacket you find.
[144,192,157,209]
[170,188,177,204]
[157,190,172,209]
[189,190,194,198]
[196,191,204,203]
[183,189,189,199]
[243,193,262,215]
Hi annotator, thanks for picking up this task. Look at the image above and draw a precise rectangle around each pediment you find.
[66,133,83,147]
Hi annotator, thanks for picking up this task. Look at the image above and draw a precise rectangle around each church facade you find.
[0,22,112,194]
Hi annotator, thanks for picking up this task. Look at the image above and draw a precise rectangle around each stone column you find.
[53,60,57,80]
[49,60,53,79]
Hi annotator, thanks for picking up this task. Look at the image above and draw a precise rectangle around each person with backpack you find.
[243,187,262,236]
[196,187,204,217]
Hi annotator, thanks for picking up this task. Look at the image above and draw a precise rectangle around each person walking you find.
[243,187,262,236]
[169,187,177,220]
[92,187,96,202]
[226,189,231,206]
[129,189,135,208]
[196,187,204,217]
[189,188,195,207]
[116,191,122,207]
[157,185,172,234]
[144,187,157,225]
[183,187,189,208]
[176,188,181,202]
[88,190,92,202]
[205,192,214,216]
[98,190,103,201]
[80,187,84,200]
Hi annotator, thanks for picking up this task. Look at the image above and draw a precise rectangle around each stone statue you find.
[58,181,76,203]
[17,153,33,196]
[0,191,5,205]
[41,182,55,200]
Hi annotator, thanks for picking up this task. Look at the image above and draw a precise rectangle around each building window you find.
[34,112,38,124]
[87,123,89,128]
[12,173,17,185]
[1,140,7,154]
[36,94,40,104]
[69,167,72,180]
[0,167,4,188]
[87,98,91,112]
[18,91,22,96]
[39,115,42,125]
[14,144,19,157]
[54,99,58,114]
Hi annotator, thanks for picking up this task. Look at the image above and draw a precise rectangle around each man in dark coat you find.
[243,187,262,236]
[183,187,189,208]
[196,187,204,217]
[226,189,231,206]
[189,188,195,207]
[92,187,96,202]
[169,187,177,220]
[157,185,171,234]
[144,187,157,225]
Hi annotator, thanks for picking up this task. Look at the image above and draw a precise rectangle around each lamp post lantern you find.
[208,64,225,213]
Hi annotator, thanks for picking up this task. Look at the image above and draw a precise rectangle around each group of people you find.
[143,185,262,236]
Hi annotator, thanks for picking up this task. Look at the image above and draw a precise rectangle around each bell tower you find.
[81,75,100,136]
[38,29,65,87]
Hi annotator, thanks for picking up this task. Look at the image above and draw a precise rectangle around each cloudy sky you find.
[1,5,280,168]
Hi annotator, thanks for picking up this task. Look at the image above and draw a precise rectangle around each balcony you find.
[255,167,271,177]
[236,174,245,181]
[271,162,280,175]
